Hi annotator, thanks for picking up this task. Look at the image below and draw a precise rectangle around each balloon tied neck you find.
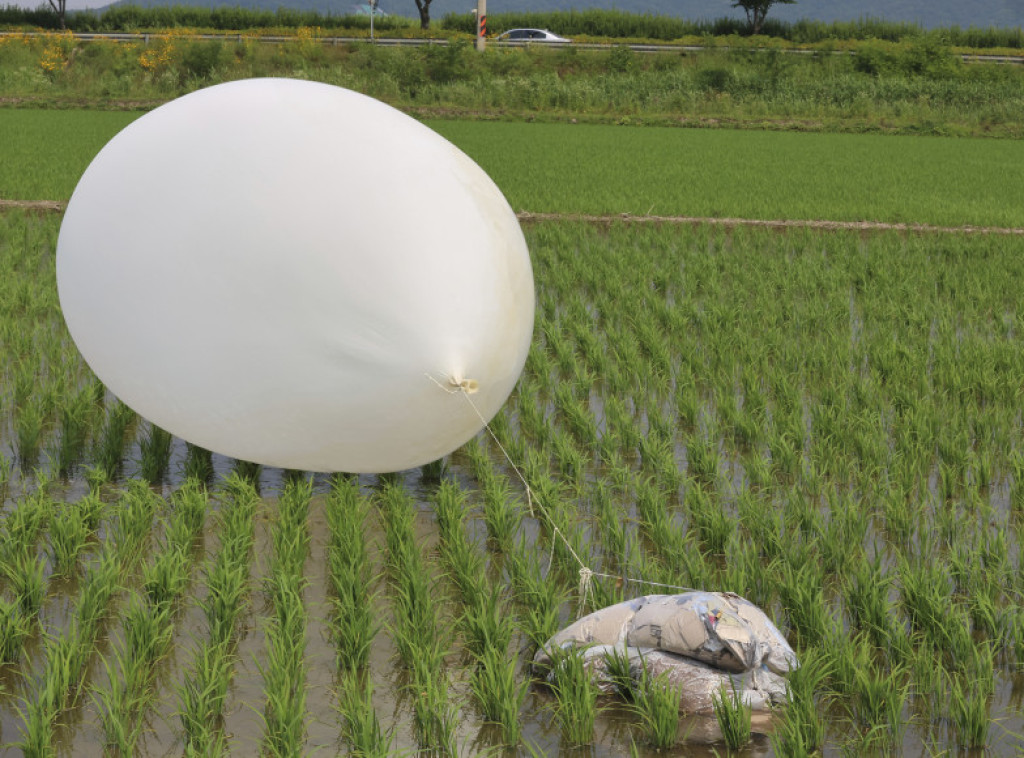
[449,376,480,395]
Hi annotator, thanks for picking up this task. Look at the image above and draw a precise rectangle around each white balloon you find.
[57,78,534,473]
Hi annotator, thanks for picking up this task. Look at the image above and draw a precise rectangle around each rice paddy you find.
[1,204,1022,755]
[4,109,1024,229]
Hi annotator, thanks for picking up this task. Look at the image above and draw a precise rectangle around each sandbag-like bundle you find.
[534,592,797,675]
[57,79,535,474]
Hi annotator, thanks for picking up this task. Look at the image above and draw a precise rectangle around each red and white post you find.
[475,0,487,51]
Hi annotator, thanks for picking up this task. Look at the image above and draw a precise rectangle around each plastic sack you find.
[56,79,535,473]
[535,592,797,675]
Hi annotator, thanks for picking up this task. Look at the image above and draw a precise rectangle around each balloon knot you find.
[449,376,479,394]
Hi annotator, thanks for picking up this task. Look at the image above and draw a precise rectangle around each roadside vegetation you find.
[2,5,1023,52]
[1,23,1023,138]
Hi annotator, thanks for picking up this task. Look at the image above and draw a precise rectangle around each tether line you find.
[428,372,697,617]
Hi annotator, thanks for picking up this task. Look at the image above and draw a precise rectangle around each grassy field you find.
[0,206,1022,755]
[3,108,1024,228]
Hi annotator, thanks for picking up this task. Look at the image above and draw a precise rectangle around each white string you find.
[429,373,698,615]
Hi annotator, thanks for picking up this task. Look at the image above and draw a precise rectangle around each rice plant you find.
[632,659,682,749]
[770,645,829,757]
[92,399,136,481]
[337,671,395,757]
[546,644,598,746]
[3,550,47,617]
[0,598,30,665]
[712,681,752,750]
[261,477,311,756]
[47,502,89,576]
[948,674,991,749]
[182,442,215,482]
[470,645,528,746]
[326,478,378,671]
[177,641,232,756]
[138,423,173,484]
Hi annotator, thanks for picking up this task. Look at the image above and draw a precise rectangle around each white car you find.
[496,28,570,43]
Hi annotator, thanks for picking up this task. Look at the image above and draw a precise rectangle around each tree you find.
[413,0,432,30]
[730,0,796,35]
[48,0,67,29]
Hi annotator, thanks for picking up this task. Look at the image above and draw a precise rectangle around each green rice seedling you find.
[182,443,214,483]
[461,583,513,660]
[470,645,528,746]
[686,433,719,482]
[47,502,88,576]
[632,660,682,749]
[168,478,210,548]
[850,660,910,745]
[123,594,174,670]
[90,648,150,756]
[480,475,522,552]
[51,387,94,478]
[261,618,308,756]
[433,478,466,539]
[771,645,829,757]
[177,641,232,756]
[231,458,263,490]
[14,398,45,469]
[14,691,58,758]
[0,598,30,665]
[712,681,752,751]
[75,489,107,531]
[639,431,683,491]
[111,480,160,557]
[93,399,136,481]
[844,552,897,649]
[389,572,443,669]
[138,423,173,484]
[549,428,588,482]
[674,380,700,431]
[325,479,378,671]
[440,530,486,610]
[202,549,250,648]
[337,671,395,758]
[898,556,952,647]
[686,482,733,554]
[601,645,636,702]
[71,565,118,656]
[0,450,11,499]
[777,561,834,647]
[409,664,459,755]
[554,382,598,448]
[262,481,311,755]
[517,587,566,653]
[546,644,598,747]
[948,673,991,749]
[420,456,448,483]
[4,550,47,617]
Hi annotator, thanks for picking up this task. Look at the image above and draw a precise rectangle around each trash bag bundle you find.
[533,592,798,713]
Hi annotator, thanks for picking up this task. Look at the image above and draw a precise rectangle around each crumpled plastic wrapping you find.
[533,592,798,712]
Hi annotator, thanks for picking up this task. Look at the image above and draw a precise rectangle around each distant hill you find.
[87,0,1024,30]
